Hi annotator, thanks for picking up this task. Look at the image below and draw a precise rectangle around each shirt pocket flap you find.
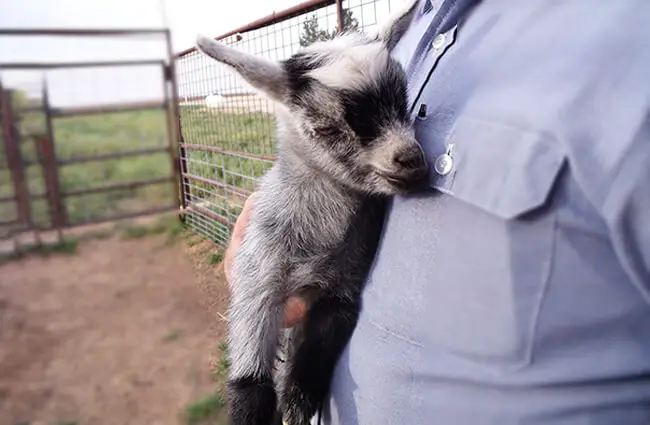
[430,118,566,220]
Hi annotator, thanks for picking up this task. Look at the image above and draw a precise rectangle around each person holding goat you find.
[224,0,650,424]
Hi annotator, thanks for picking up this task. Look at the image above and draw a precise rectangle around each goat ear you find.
[370,0,420,50]
[196,35,288,102]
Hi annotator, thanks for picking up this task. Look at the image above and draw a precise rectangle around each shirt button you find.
[434,153,453,175]
[432,33,446,50]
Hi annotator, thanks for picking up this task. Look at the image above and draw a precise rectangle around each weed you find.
[187,236,205,247]
[42,238,78,255]
[216,356,230,375]
[163,329,181,342]
[207,251,224,265]
[184,391,226,425]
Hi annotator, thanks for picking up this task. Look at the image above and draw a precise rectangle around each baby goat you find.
[196,2,424,424]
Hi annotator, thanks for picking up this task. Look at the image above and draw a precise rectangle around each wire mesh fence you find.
[176,0,404,247]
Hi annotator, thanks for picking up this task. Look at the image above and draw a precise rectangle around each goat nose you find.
[393,147,426,169]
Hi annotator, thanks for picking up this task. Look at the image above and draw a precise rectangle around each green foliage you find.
[298,8,360,47]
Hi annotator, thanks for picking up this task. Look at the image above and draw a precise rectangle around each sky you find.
[0,0,395,107]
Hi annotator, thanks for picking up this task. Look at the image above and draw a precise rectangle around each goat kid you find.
[196,2,424,424]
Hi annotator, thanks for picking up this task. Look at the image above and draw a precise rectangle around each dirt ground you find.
[0,228,230,425]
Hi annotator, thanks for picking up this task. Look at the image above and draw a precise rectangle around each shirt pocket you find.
[371,115,568,372]
[424,115,567,219]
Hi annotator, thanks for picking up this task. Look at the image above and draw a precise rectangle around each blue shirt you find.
[321,0,650,424]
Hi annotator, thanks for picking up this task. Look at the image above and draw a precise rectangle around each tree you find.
[298,8,360,47]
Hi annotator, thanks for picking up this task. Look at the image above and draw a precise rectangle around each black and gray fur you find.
[196,2,422,424]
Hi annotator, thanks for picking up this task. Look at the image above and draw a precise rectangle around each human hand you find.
[223,192,307,328]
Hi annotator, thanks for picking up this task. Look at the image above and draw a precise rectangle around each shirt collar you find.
[418,0,434,16]
[418,0,483,18]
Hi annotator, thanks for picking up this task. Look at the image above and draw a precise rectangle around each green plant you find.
[163,329,181,342]
[184,391,226,425]
[207,251,224,265]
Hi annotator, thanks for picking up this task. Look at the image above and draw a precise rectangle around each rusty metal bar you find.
[0,59,164,70]
[183,173,252,198]
[35,136,66,229]
[1,204,175,236]
[63,176,173,197]
[162,30,185,213]
[179,142,276,162]
[1,88,32,229]
[40,80,66,235]
[177,120,190,211]
[57,146,170,166]
[0,28,168,36]
[182,203,234,228]
[336,0,345,32]
[50,101,165,118]
[176,0,336,57]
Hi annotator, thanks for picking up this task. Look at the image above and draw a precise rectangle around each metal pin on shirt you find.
[417,103,427,119]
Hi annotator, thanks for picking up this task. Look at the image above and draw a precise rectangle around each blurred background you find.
[0,0,399,424]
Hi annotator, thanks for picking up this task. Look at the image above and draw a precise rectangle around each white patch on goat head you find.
[304,34,389,91]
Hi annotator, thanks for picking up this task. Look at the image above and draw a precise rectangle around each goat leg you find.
[279,293,361,425]
[226,278,285,425]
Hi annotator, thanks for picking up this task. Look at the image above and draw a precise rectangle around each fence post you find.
[0,88,32,234]
[161,61,183,215]
[39,78,66,241]
[336,0,345,33]
[163,29,188,215]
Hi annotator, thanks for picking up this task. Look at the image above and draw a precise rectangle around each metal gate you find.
[0,29,181,258]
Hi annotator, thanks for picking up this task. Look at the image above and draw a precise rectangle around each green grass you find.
[185,339,230,425]
[0,237,79,262]
[41,238,79,255]
[184,391,226,425]
[1,98,275,247]
[119,214,189,246]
